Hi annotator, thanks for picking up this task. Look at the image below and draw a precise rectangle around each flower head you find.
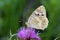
[17,27,41,40]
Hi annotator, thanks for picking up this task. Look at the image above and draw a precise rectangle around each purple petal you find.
[17,27,41,40]
[30,30,37,38]
[17,29,27,38]
[28,27,41,40]
[35,36,41,40]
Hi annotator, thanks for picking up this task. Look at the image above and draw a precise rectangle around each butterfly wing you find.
[26,5,49,30]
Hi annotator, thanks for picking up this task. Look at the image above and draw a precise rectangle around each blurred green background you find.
[0,0,60,40]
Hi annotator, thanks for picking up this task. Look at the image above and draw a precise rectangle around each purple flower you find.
[17,27,41,40]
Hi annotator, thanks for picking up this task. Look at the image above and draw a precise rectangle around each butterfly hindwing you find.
[26,5,49,30]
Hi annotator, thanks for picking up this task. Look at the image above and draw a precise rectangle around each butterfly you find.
[26,5,49,30]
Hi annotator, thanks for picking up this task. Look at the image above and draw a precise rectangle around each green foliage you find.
[0,0,26,39]
[0,0,60,40]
